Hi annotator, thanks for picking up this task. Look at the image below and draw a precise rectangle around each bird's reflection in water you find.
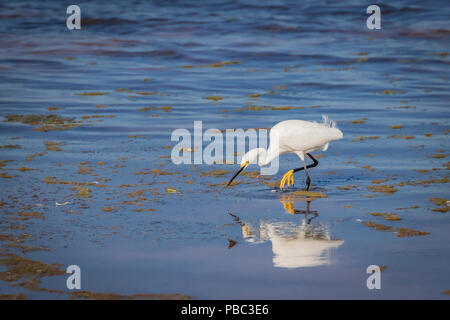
[229,197,344,269]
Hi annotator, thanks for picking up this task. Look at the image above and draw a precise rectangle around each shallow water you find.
[0,0,449,299]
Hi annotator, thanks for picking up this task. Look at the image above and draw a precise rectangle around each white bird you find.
[227,115,343,190]
[229,210,344,269]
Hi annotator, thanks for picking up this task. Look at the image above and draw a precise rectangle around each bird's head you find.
[241,148,266,166]
[227,148,266,186]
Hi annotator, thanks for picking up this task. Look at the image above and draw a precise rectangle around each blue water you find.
[0,0,449,299]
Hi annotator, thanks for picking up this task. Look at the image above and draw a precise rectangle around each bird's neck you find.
[258,146,279,167]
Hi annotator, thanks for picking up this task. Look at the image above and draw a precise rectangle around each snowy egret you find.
[228,210,344,268]
[227,116,343,190]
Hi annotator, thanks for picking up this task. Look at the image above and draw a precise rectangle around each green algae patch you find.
[0,172,18,178]
[166,187,178,194]
[118,184,138,188]
[365,222,429,238]
[337,184,358,191]
[0,293,27,300]
[289,191,328,199]
[135,169,178,176]
[271,106,292,111]
[241,170,259,178]
[26,152,46,162]
[388,135,415,140]
[81,115,114,120]
[0,234,14,241]
[3,241,50,254]
[396,227,429,238]
[367,185,397,194]
[396,206,419,211]
[161,105,172,112]
[134,208,156,213]
[371,178,388,184]
[200,169,230,177]
[395,176,449,187]
[261,181,280,189]
[70,290,191,300]
[0,159,13,169]
[78,165,93,175]
[346,118,368,124]
[4,114,68,125]
[429,198,449,213]
[43,176,101,187]
[429,153,446,159]
[101,206,116,212]
[73,186,92,198]
[352,136,380,142]
[16,167,38,172]
[204,95,223,101]
[16,211,45,220]
[210,180,250,187]
[77,92,109,96]
[207,60,240,68]
[362,165,375,172]
[125,189,146,198]
[429,198,448,206]
[0,253,65,291]
[243,105,264,111]
[136,91,157,95]
[382,90,405,95]
[364,221,392,231]
[115,88,132,93]
[432,207,449,213]
[369,212,402,221]
[45,141,65,152]
[0,144,21,149]
[3,114,79,132]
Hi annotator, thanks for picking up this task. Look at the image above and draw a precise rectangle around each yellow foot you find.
[279,170,294,190]
[280,196,295,214]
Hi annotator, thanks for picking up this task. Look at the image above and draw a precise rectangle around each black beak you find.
[227,165,246,186]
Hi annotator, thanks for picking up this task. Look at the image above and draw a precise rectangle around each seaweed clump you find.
[70,291,191,300]
[3,114,79,132]
[0,253,65,293]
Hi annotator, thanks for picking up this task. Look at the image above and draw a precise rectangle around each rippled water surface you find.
[0,0,449,299]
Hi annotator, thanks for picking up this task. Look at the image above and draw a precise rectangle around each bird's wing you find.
[271,120,332,153]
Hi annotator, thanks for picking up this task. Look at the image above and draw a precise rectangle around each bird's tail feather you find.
[321,115,337,128]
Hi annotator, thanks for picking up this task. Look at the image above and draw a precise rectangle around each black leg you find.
[293,154,318,190]
[306,173,311,191]
[292,153,319,173]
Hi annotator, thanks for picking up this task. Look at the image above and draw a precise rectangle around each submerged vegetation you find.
[3,114,79,131]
